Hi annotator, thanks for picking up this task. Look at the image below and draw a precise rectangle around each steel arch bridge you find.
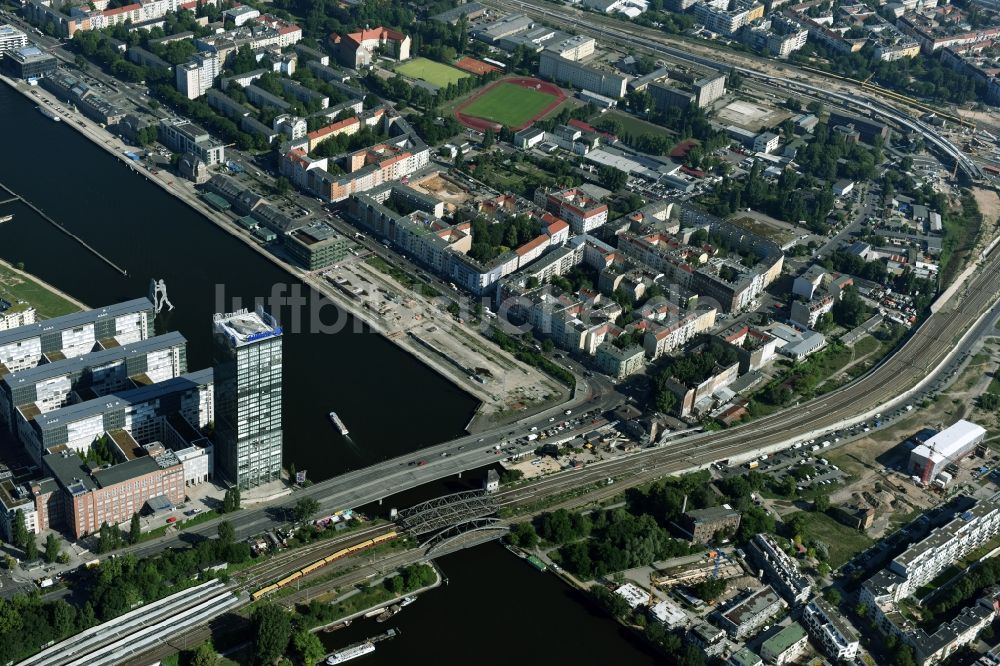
[423,518,510,556]
[396,490,499,537]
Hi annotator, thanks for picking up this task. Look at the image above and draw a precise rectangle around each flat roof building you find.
[44,443,185,538]
[748,533,813,604]
[0,297,154,376]
[909,419,986,484]
[0,24,29,56]
[715,586,786,639]
[760,622,808,665]
[26,368,215,462]
[2,44,57,79]
[158,117,225,166]
[681,504,741,543]
[213,307,283,489]
[803,597,860,661]
[1,331,187,435]
[285,219,351,270]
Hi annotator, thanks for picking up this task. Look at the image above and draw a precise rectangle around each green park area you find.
[0,261,81,319]
[460,82,559,127]
[395,58,470,87]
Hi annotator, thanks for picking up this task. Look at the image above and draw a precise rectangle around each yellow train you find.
[251,531,397,601]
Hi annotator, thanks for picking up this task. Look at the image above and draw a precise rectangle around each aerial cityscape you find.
[3,0,1000,662]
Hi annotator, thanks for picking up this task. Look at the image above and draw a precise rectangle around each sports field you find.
[395,58,470,87]
[456,79,564,130]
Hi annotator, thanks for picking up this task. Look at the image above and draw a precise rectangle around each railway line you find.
[490,0,983,180]
[19,580,239,666]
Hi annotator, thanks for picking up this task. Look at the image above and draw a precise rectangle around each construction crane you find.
[707,549,727,579]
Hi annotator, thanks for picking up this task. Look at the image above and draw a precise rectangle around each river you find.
[0,82,667,665]
[0,82,477,480]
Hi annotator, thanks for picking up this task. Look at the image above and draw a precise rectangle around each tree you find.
[44,533,61,564]
[290,629,324,666]
[218,520,235,546]
[541,338,555,353]
[690,577,727,601]
[508,522,539,549]
[287,462,296,484]
[481,127,495,149]
[823,587,842,605]
[191,640,218,666]
[25,537,38,562]
[813,494,831,512]
[222,488,241,514]
[292,498,320,523]
[252,604,291,665]
[12,510,28,549]
[273,177,291,195]
[130,513,141,545]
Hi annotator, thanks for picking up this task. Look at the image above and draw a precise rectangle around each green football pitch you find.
[395,58,470,87]
[459,82,560,127]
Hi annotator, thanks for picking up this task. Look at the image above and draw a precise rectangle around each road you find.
[485,0,984,182]
[112,219,1000,564]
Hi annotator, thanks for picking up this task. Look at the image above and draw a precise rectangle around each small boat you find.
[363,607,386,619]
[329,411,349,436]
[399,595,417,608]
[323,619,351,633]
[0,214,12,224]
[325,642,375,664]
[36,105,60,122]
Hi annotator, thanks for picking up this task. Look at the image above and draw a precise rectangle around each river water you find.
[317,542,668,666]
[0,83,477,480]
[0,82,666,664]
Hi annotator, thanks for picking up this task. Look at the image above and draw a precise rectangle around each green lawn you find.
[596,110,675,140]
[788,511,873,568]
[460,83,559,127]
[396,58,470,87]
[0,262,81,319]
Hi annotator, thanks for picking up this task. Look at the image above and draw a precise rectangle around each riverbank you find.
[309,562,442,630]
[0,257,87,318]
[0,74,573,431]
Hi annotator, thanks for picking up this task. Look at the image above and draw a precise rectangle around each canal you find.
[0,83,478,480]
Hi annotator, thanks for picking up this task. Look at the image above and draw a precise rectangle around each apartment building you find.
[0,23,28,55]
[536,187,609,233]
[748,533,814,604]
[715,586,786,639]
[760,622,809,665]
[694,0,765,35]
[803,597,860,661]
[176,52,219,99]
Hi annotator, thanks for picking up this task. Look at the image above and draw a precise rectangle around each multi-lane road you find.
[116,222,1000,563]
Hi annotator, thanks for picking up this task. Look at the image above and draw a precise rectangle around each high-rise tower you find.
[212,306,283,489]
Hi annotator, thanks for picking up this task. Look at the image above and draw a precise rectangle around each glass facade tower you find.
[212,306,283,489]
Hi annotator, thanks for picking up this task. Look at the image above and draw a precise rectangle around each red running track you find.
[455,77,567,132]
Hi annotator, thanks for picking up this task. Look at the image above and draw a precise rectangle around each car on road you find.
[166,517,177,524]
